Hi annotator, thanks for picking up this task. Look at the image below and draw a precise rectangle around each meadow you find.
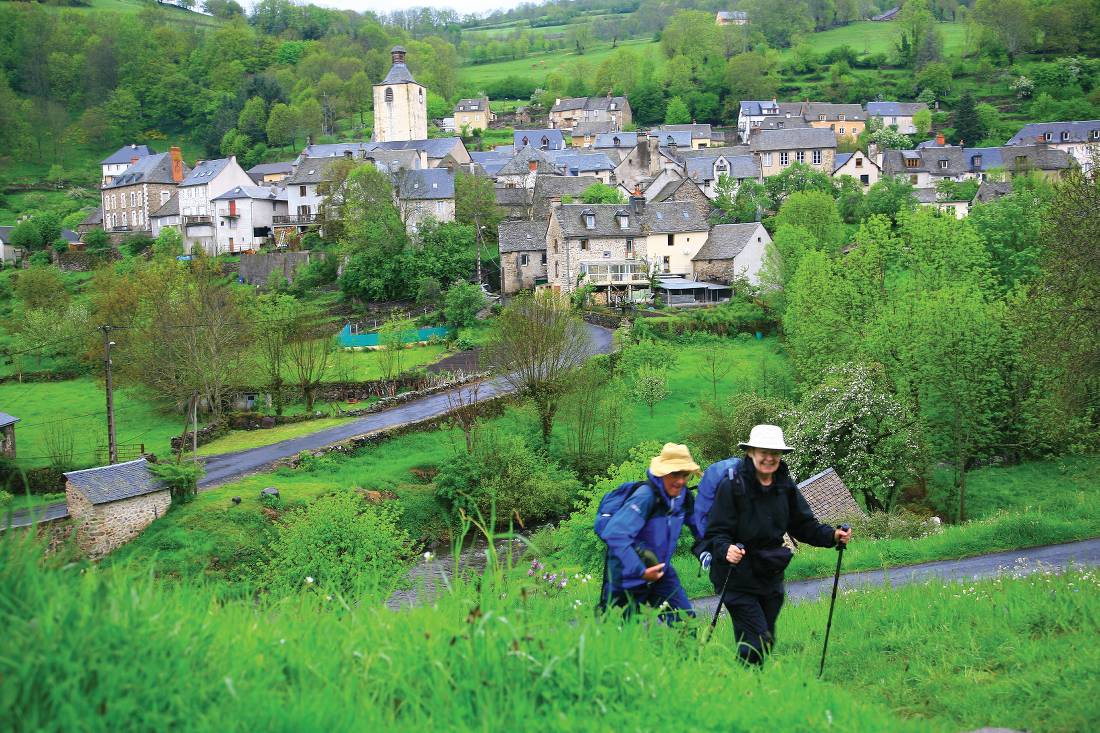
[458,37,664,87]
[2,530,1096,733]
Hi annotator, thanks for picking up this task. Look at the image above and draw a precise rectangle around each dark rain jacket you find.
[601,471,704,592]
[702,457,836,594]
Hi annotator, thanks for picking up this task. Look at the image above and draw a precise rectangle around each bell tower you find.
[373,46,428,143]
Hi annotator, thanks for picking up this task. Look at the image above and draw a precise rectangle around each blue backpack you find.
[594,480,652,540]
[692,457,744,538]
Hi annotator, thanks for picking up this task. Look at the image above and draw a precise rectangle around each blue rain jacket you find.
[602,471,704,592]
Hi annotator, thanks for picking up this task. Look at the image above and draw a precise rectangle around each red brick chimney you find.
[528,160,538,172]
[936,132,945,146]
[130,157,139,166]
[170,146,183,183]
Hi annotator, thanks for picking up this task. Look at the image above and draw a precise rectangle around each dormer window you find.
[522,136,529,146]
[1092,130,1100,140]
[385,88,393,103]
[971,155,982,167]
[838,114,845,121]
[905,158,920,168]
[583,211,595,229]
[541,136,549,149]
[1061,131,1070,141]
[939,159,948,169]
[617,211,629,228]
[1044,132,1052,141]
[818,114,826,121]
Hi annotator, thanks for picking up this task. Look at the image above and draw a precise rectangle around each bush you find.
[434,430,582,528]
[264,492,412,599]
[0,490,11,512]
[148,462,204,504]
[682,392,793,464]
[443,281,485,327]
[847,509,943,540]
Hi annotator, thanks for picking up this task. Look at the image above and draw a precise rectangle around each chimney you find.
[1036,134,1045,145]
[936,132,945,146]
[130,157,139,166]
[170,146,183,183]
[630,185,645,213]
[646,134,659,175]
[529,160,538,172]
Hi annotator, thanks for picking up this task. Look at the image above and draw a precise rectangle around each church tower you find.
[373,46,427,143]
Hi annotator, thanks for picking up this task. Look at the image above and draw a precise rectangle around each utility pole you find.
[100,325,118,464]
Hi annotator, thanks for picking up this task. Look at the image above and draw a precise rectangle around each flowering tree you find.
[785,362,923,512]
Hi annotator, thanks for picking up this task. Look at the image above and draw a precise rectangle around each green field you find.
[0,0,221,27]
[783,20,968,58]
[458,37,664,87]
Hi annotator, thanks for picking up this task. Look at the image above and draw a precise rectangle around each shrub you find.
[148,462,204,504]
[0,490,11,512]
[847,509,943,540]
[682,392,793,464]
[434,430,582,528]
[443,281,485,327]
[264,492,412,599]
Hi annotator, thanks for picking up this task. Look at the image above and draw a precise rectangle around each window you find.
[813,150,822,165]
[584,213,595,229]
[520,254,529,267]
[130,192,136,207]
[939,159,948,169]
[625,239,633,255]
[1044,132,1052,141]
[580,239,588,251]
[299,185,307,197]
[161,191,170,205]
[796,151,805,163]
[860,174,869,185]
[385,87,393,103]
[541,253,547,265]
[662,256,670,272]
[1091,130,1100,140]
[780,152,789,166]
[905,158,920,168]
[909,175,918,184]
[555,263,559,278]
[763,153,772,166]
[1062,131,1070,141]
[854,156,862,167]
[618,213,629,228]
[130,211,136,226]
[838,113,845,121]
[839,127,846,135]
[889,117,896,125]
[818,114,826,121]
[667,234,674,247]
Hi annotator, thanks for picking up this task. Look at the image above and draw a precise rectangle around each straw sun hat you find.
[738,424,794,453]
[649,443,702,477]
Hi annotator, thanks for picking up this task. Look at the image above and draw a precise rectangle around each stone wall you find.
[239,251,318,286]
[66,483,171,559]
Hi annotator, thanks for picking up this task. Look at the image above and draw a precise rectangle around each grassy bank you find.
[2,532,1096,732]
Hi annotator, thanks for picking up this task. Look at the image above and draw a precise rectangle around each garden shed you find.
[784,468,864,550]
[64,458,170,559]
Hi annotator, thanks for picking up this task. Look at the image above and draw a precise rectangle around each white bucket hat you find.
[738,424,793,453]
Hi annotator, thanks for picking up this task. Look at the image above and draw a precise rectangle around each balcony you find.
[581,260,650,286]
[273,214,320,226]
[183,215,213,227]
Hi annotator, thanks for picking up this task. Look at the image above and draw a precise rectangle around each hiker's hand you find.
[835,527,852,546]
[642,563,665,582]
[726,544,745,564]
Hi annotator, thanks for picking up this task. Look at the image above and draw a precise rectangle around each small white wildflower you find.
[305,576,315,585]
[423,551,435,562]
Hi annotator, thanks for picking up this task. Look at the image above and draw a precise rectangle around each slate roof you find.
[455,97,489,112]
[180,158,232,187]
[796,468,864,521]
[498,145,565,176]
[247,162,294,182]
[1007,120,1100,145]
[64,458,167,505]
[572,120,615,137]
[752,117,812,132]
[867,101,929,117]
[740,100,782,116]
[974,180,1013,203]
[749,128,837,151]
[685,153,759,182]
[531,175,600,219]
[547,150,615,174]
[80,208,104,227]
[659,123,713,139]
[397,169,454,200]
[913,187,941,204]
[834,152,854,171]
[283,157,338,185]
[151,194,179,218]
[60,229,79,244]
[211,185,286,201]
[646,201,709,233]
[803,103,866,122]
[556,204,646,238]
[471,151,511,177]
[513,129,566,150]
[302,138,464,161]
[0,226,12,244]
[381,59,418,85]
[102,152,189,190]
[655,130,692,148]
[498,220,547,253]
[594,132,639,148]
[693,223,762,261]
[882,144,1073,177]
[101,144,155,166]
[649,178,693,202]
[550,96,629,114]
[0,412,20,429]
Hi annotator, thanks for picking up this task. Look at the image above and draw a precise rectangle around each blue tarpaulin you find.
[338,324,452,348]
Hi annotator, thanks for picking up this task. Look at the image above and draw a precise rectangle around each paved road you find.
[3,323,614,528]
[691,537,1100,617]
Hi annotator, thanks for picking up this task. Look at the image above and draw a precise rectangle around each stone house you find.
[513,129,566,151]
[801,103,866,141]
[396,168,455,233]
[454,97,494,133]
[549,95,632,131]
[750,128,837,177]
[691,222,770,285]
[881,141,1073,188]
[247,162,294,184]
[647,178,712,217]
[76,208,104,240]
[593,131,639,160]
[0,412,19,457]
[612,135,683,192]
[833,151,882,188]
[499,220,548,295]
[866,101,929,136]
[643,200,711,277]
[547,150,615,183]
[496,146,565,189]
[0,227,23,266]
[715,10,748,24]
[570,120,615,148]
[279,157,336,237]
[177,156,254,255]
[100,144,154,186]
[211,185,289,253]
[373,46,427,143]
[678,148,759,197]
[546,201,650,304]
[101,148,189,239]
[737,100,804,142]
[655,124,713,150]
[1006,120,1100,172]
[64,458,171,559]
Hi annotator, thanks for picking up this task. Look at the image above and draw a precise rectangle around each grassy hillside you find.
[781,20,968,58]
[0,0,221,27]
[459,37,663,87]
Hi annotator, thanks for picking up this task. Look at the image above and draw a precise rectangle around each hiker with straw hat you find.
[595,443,705,622]
[699,425,852,665]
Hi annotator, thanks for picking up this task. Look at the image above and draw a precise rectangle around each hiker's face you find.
[749,448,784,478]
[661,471,689,497]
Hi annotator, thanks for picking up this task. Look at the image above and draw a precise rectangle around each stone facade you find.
[66,483,171,559]
[373,47,428,143]
[500,250,547,293]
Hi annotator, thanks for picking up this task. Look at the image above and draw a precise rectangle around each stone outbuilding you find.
[64,458,171,559]
[0,412,19,458]
[797,468,864,521]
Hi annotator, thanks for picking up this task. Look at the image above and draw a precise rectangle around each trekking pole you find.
[818,525,850,678]
[706,543,743,641]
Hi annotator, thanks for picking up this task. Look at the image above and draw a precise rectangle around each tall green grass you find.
[3,532,1096,732]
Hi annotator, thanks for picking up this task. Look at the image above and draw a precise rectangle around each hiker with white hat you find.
[594,443,705,622]
[699,425,852,665]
